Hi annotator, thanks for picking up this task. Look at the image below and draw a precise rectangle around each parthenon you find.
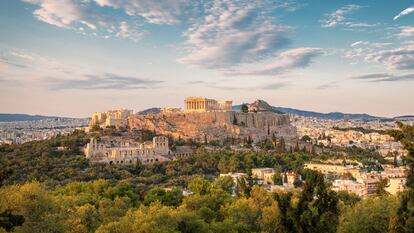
[184,97,232,112]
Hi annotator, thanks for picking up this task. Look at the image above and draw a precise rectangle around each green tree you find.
[214,176,235,194]
[188,177,211,195]
[0,182,63,233]
[375,177,390,197]
[143,187,183,207]
[301,135,312,142]
[273,173,283,185]
[277,137,286,152]
[295,170,339,233]
[387,122,414,233]
[337,196,398,233]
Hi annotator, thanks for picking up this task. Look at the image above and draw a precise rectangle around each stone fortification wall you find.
[128,111,296,142]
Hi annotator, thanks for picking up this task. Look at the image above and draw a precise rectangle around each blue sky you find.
[0,0,413,117]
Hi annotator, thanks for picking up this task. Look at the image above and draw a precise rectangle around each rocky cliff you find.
[128,111,297,143]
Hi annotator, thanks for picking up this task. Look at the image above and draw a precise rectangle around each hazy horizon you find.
[1,0,414,118]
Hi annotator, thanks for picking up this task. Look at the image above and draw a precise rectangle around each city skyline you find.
[1,0,414,118]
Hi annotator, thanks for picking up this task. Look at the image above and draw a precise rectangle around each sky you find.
[0,0,413,118]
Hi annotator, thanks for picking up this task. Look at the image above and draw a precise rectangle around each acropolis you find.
[86,97,297,144]
[184,97,232,112]
[90,108,133,128]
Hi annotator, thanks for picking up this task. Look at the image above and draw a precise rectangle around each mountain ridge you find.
[0,114,79,122]
[3,106,412,122]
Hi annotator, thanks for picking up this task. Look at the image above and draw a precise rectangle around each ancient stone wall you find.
[128,111,297,142]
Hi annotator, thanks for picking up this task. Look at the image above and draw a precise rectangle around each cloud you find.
[23,0,87,28]
[398,26,414,38]
[320,4,376,30]
[345,42,414,70]
[22,0,144,42]
[351,41,369,47]
[0,56,28,69]
[366,44,414,70]
[179,0,292,69]
[186,80,206,85]
[350,73,390,80]
[393,6,414,20]
[350,72,414,82]
[204,82,289,91]
[48,73,163,90]
[262,82,288,90]
[350,41,391,48]
[115,21,144,42]
[93,0,201,25]
[345,22,377,28]
[227,47,324,76]
[314,82,338,90]
[321,4,361,28]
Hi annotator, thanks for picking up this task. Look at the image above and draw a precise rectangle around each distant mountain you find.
[138,108,161,115]
[233,104,385,120]
[0,114,61,122]
[393,115,414,121]
[271,106,384,120]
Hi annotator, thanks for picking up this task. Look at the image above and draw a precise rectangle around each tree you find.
[214,176,235,194]
[188,177,211,195]
[273,173,283,185]
[0,182,63,233]
[277,137,286,152]
[163,188,184,207]
[336,191,361,206]
[91,124,101,132]
[0,209,24,232]
[375,177,390,197]
[295,170,339,233]
[301,135,312,142]
[337,196,398,233]
[387,122,414,233]
[294,141,300,152]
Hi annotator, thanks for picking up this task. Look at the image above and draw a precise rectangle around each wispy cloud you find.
[346,42,414,70]
[205,82,289,91]
[0,56,28,69]
[393,6,414,20]
[314,82,338,90]
[22,0,145,42]
[321,4,361,28]
[227,47,323,76]
[398,26,414,38]
[186,80,206,85]
[48,73,163,90]
[262,82,288,90]
[93,0,201,25]
[321,4,376,30]
[350,72,414,82]
[179,0,292,69]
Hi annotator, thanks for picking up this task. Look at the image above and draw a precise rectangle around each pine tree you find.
[294,141,300,152]
[277,136,286,152]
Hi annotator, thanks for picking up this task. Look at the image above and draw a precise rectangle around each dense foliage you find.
[0,122,412,232]
[387,122,414,233]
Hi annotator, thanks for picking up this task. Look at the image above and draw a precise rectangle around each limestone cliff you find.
[128,111,297,143]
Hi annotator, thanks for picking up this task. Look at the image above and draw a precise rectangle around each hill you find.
[232,105,383,120]
[0,114,61,122]
[137,107,161,115]
[271,106,383,120]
